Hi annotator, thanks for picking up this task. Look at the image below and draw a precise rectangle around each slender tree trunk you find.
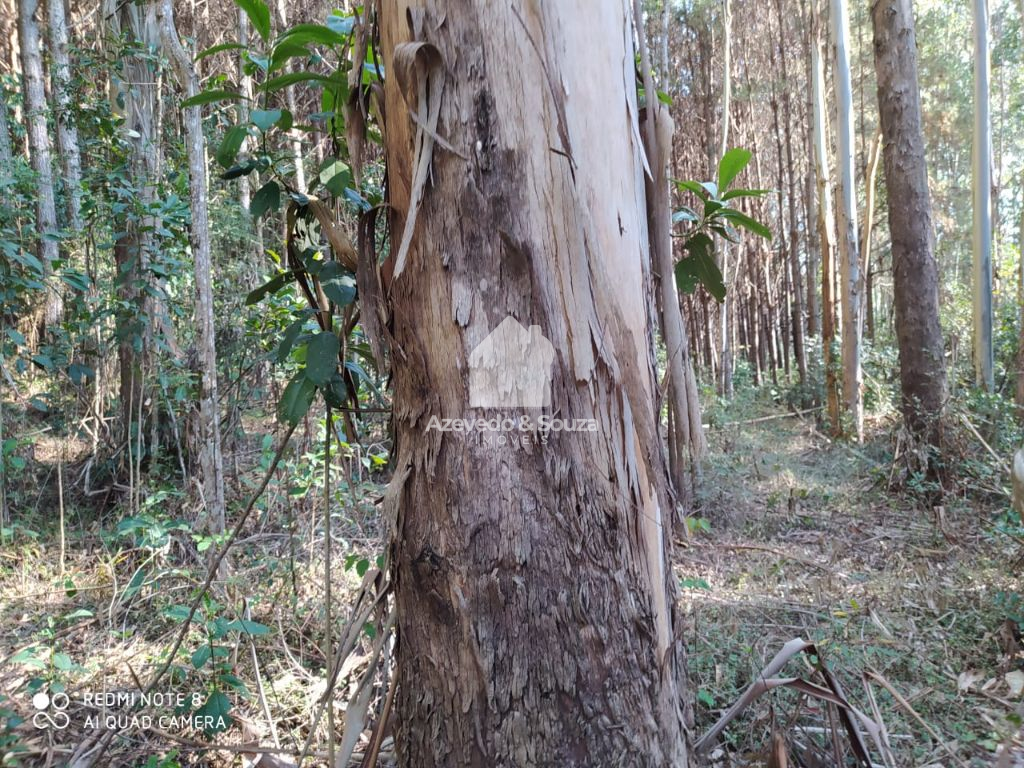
[858,130,882,326]
[811,20,840,431]
[379,2,689,763]
[0,84,13,171]
[274,0,306,193]
[831,0,863,440]
[972,0,994,391]
[18,0,62,325]
[718,0,733,397]
[47,0,83,232]
[159,0,226,533]
[872,0,947,450]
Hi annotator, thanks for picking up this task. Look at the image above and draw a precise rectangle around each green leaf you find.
[216,125,248,169]
[270,40,310,71]
[672,207,698,224]
[325,13,355,35]
[676,232,726,302]
[68,363,95,385]
[279,23,347,48]
[305,331,339,385]
[221,161,257,180]
[191,645,212,669]
[674,179,710,201]
[717,148,752,192]
[355,558,369,578]
[719,209,772,240]
[278,371,317,426]
[249,180,280,219]
[276,315,309,363]
[224,619,270,636]
[52,653,73,671]
[195,42,246,61]
[251,109,282,132]
[233,0,270,42]
[163,605,193,622]
[319,263,356,307]
[319,158,352,197]
[195,691,232,735]
[180,88,241,109]
[721,188,771,201]
[245,270,296,305]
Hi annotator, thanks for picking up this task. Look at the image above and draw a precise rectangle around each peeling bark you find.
[379,2,689,764]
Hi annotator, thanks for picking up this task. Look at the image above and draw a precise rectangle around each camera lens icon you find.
[31,690,70,730]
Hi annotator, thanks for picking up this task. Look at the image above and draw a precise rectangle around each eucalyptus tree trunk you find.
[972,0,994,392]
[718,0,733,397]
[872,0,947,450]
[379,1,689,763]
[159,0,226,534]
[47,0,83,232]
[773,0,806,386]
[18,0,63,325]
[830,0,863,441]
[274,0,306,193]
[811,20,840,432]
[0,85,13,172]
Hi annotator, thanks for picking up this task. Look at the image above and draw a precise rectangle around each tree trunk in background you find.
[718,0,733,397]
[159,0,226,534]
[379,1,689,763]
[1016,173,1024,412]
[773,0,806,386]
[47,0,83,232]
[858,131,882,329]
[18,0,63,325]
[0,84,13,172]
[830,0,863,441]
[872,0,947,450]
[811,20,840,432]
[972,0,994,392]
[274,0,306,193]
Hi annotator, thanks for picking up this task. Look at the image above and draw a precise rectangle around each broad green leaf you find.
[721,188,771,201]
[67,363,94,385]
[674,179,710,201]
[325,13,355,35]
[717,148,752,192]
[276,315,308,362]
[676,232,726,302]
[245,270,296,305]
[195,42,246,61]
[249,181,280,219]
[234,0,270,42]
[251,109,282,132]
[279,23,347,48]
[191,645,212,669]
[321,273,356,307]
[719,209,772,240]
[224,619,270,636]
[319,158,352,197]
[270,40,310,71]
[52,653,73,671]
[181,88,242,109]
[221,162,257,179]
[278,372,317,426]
[672,207,698,224]
[216,125,248,169]
[195,691,232,735]
[305,331,339,385]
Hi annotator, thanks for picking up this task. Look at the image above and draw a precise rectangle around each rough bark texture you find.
[0,81,14,172]
[18,0,63,324]
[871,0,947,446]
[159,0,226,533]
[47,0,83,231]
[379,2,689,765]
[830,0,863,441]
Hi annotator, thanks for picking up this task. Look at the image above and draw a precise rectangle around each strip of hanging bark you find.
[345,10,370,186]
[693,638,882,766]
[390,40,444,280]
[356,205,392,367]
[307,199,358,273]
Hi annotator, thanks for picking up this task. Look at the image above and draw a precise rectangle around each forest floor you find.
[681,397,1023,766]
[0,397,1021,766]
